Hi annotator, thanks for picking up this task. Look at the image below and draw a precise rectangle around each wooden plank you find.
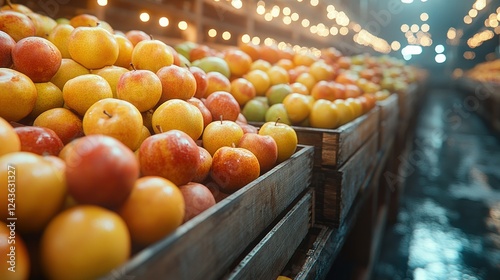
[225,190,313,280]
[102,145,314,280]
[376,94,399,152]
[314,133,379,226]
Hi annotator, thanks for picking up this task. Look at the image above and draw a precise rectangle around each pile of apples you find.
[0,2,301,280]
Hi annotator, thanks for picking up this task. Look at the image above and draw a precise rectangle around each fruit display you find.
[0,3,303,279]
[464,59,500,84]
[0,1,422,279]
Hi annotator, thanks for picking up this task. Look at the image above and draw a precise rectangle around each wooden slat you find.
[314,132,379,226]
[225,190,313,280]
[102,145,314,280]
[377,94,399,152]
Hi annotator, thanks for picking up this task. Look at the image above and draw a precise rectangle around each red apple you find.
[0,30,15,67]
[310,80,336,101]
[12,37,62,83]
[64,134,140,209]
[125,30,150,46]
[138,129,200,186]
[189,44,212,62]
[15,126,64,156]
[210,146,260,193]
[192,146,212,183]
[204,91,240,122]
[156,64,196,102]
[189,66,208,98]
[179,182,216,223]
[205,180,230,202]
[237,133,278,174]
[0,10,36,42]
[186,97,212,128]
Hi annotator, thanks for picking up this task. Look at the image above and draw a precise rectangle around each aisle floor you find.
[371,87,500,280]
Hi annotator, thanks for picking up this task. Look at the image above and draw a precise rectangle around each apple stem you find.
[130,63,137,71]
[103,110,112,118]
[219,115,223,124]
[149,34,154,40]
[275,117,281,126]
[6,0,12,9]
[156,125,163,133]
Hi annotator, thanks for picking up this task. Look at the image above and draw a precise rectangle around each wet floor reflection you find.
[372,89,500,280]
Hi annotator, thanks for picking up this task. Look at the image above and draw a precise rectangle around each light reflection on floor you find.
[372,88,500,280]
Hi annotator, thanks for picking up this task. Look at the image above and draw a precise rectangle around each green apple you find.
[242,98,269,123]
[265,83,292,106]
[192,56,231,78]
[265,103,291,125]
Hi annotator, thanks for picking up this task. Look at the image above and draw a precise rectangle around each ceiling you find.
[340,0,499,68]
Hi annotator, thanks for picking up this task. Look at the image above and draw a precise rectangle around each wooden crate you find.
[102,145,314,280]
[376,94,399,152]
[313,132,379,226]
[292,107,380,168]
[224,189,313,280]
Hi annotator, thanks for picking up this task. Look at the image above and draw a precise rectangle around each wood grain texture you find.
[225,190,313,280]
[101,145,314,280]
[377,94,399,152]
[314,133,379,226]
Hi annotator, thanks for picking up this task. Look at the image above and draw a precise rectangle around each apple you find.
[238,122,259,134]
[201,120,244,156]
[192,146,212,183]
[50,58,90,90]
[33,107,84,145]
[282,92,314,124]
[93,65,129,98]
[47,23,74,58]
[192,56,231,78]
[114,34,134,68]
[0,152,66,233]
[242,98,269,122]
[62,74,113,117]
[265,103,292,125]
[189,44,212,62]
[15,126,64,156]
[243,69,271,96]
[83,98,143,151]
[230,77,256,106]
[0,69,38,122]
[28,12,57,38]
[0,117,20,156]
[205,180,230,202]
[186,97,212,128]
[266,65,290,85]
[68,25,119,70]
[12,36,62,83]
[69,13,99,28]
[258,120,298,163]
[204,91,240,122]
[156,64,196,102]
[64,134,139,208]
[266,83,292,106]
[175,41,198,60]
[205,71,231,97]
[238,133,278,174]
[311,80,336,101]
[0,30,15,67]
[189,66,208,99]
[138,129,200,186]
[125,29,150,46]
[179,182,216,223]
[0,10,36,41]
[210,146,260,193]
[131,38,174,73]
[116,65,162,112]
[309,60,335,81]
[27,81,64,119]
[152,99,204,141]
[223,49,252,77]
[309,99,339,129]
